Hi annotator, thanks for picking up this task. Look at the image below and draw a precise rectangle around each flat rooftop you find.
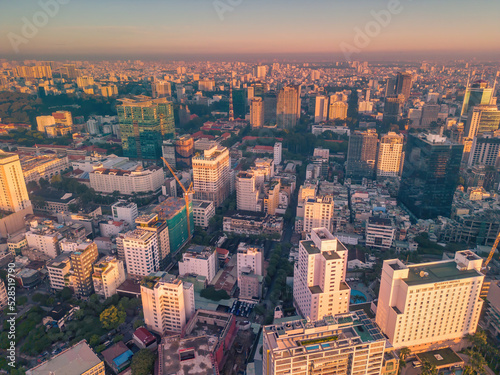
[416,348,464,369]
[405,261,482,286]
[301,240,320,255]
[161,336,216,375]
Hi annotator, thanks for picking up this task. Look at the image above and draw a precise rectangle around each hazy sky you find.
[1,0,499,60]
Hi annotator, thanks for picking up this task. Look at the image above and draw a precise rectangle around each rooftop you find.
[161,336,216,375]
[405,261,482,286]
[416,348,464,369]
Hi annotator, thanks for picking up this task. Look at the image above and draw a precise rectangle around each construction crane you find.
[480,231,500,298]
[161,157,194,241]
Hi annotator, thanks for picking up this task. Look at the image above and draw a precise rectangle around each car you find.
[412,361,422,368]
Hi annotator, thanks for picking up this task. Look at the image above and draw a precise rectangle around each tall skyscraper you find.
[376,251,484,352]
[136,213,170,269]
[250,97,264,128]
[193,146,230,208]
[293,228,350,321]
[263,92,277,124]
[0,151,31,213]
[253,65,267,78]
[141,272,195,335]
[120,229,160,277]
[377,132,404,178]
[314,95,329,123]
[346,129,378,181]
[236,172,260,212]
[117,97,175,159]
[399,133,463,219]
[277,85,301,129]
[273,142,282,166]
[461,80,494,117]
[464,104,500,138]
[233,89,247,119]
[468,132,500,167]
[420,104,441,127]
[383,95,403,123]
[175,135,194,169]
[395,71,413,102]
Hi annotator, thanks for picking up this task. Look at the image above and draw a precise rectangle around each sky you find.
[0,0,499,61]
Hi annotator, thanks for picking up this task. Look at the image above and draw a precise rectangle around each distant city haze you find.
[1,0,499,60]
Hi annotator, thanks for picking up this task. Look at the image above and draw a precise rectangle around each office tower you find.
[69,241,99,297]
[399,133,463,219]
[383,95,403,123]
[117,97,175,159]
[136,213,170,269]
[141,272,195,335]
[277,85,301,129]
[250,97,264,128]
[464,105,500,138]
[365,217,395,249]
[303,196,334,233]
[236,172,260,212]
[273,142,282,166]
[233,89,247,119]
[461,80,494,117]
[253,65,267,78]
[346,129,378,181]
[328,101,348,121]
[62,63,79,79]
[178,245,217,283]
[0,151,31,213]
[36,115,56,133]
[193,146,230,208]
[198,79,215,92]
[162,140,176,168]
[237,243,263,291]
[112,201,138,228]
[264,92,277,124]
[377,132,404,178]
[468,132,500,167]
[314,95,329,123]
[263,311,390,375]
[420,104,440,127]
[121,229,160,277]
[396,71,412,102]
[52,110,73,126]
[171,135,193,169]
[293,228,350,321]
[376,251,484,351]
[92,256,126,299]
[152,80,171,98]
[263,178,280,215]
[385,76,397,96]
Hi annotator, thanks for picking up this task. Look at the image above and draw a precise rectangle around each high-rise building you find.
[69,241,99,297]
[121,229,160,278]
[464,105,500,138]
[273,142,282,166]
[14,65,52,79]
[314,95,329,123]
[117,97,175,159]
[175,135,194,169]
[52,111,73,126]
[263,178,281,215]
[277,85,301,129]
[346,129,378,181]
[193,146,230,208]
[328,101,348,121]
[461,80,494,117]
[237,243,263,287]
[236,172,260,212]
[47,254,72,291]
[250,97,264,128]
[376,251,484,352]
[198,79,215,92]
[420,104,441,127]
[303,196,334,233]
[468,132,500,167]
[383,95,403,123]
[395,71,413,102]
[178,245,218,283]
[141,272,195,335]
[365,217,395,249]
[36,115,56,133]
[92,256,126,299]
[62,63,79,79]
[0,151,31,213]
[293,228,350,321]
[233,89,247,119]
[263,311,391,375]
[152,80,171,98]
[399,133,463,219]
[263,92,278,124]
[253,65,267,78]
[162,140,176,169]
[111,201,138,229]
[76,76,94,88]
[377,132,404,178]
[136,213,170,269]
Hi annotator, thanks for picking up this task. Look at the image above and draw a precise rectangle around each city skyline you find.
[1,0,500,60]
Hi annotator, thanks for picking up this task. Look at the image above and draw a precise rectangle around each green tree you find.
[421,359,438,375]
[100,306,126,330]
[131,349,157,375]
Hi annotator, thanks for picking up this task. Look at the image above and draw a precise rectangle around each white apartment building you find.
[250,97,264,128]
[21,155,69,183]
[193,146,230,208]
[0,151,32,213]
[236,172,260,212]
[99,220,128,238]
[377,132,404,178]
[25,226,61,259]
[122,229,160,278]
[293,228,350,321]
[47,253,72,290]
[376,251,485,351]
[253,158,275,186]
[303,196,334,233]
[92,256,126,299]
[112,201,138,228]
[263,311,388,375]
[178,245,217,283]
[468,132,500,167]
[295,182,318,233]
[365,216,395,249]
[237,243,263,282]
[89,165,164,195]
[273,142,282,166]
[191,200,215,229]
[141,272,195,335]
